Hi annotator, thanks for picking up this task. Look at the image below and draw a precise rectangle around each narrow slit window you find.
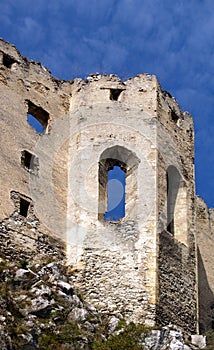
[109,89,123,101]
[167,167,180,234]
[19,198,30,217]
[2,53,16,68]
[104,165,126,221]
[211,304,214,330]
[26,100,49,134]
[21,150,38,175]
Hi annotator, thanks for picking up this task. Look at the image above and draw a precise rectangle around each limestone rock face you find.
[0,257,206,349]
[0,216,207,349]
[0,258,103,349]
[141,326,206,349]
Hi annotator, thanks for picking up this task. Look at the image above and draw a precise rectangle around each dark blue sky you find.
[1,0,213,207]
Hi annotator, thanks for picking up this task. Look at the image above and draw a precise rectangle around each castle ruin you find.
[0,38,213,334]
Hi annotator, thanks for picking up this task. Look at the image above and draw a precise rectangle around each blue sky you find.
[1,0,213,207]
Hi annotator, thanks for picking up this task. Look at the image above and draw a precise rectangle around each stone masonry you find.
[0,38,213,334]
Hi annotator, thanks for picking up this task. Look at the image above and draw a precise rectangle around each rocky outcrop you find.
[0,217,207,349]
[0,249,207,349]
[0,215,210,349]
[0,258,104,349]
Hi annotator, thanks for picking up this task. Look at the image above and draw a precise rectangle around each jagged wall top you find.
[0,37,193,131]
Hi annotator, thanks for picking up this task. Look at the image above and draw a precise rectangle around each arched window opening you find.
[98,145,140,222]
[26,100,49,134]
[167,165,188,245]
[104,165,126,221]
[27,114,44,134]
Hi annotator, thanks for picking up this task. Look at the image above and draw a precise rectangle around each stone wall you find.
[0,38,71,240]
[66,73,160,326]
[1,38,212,334]
[157,230,197,333]
[66,73,198,330]
[70,221,156,326]
[196,196,214,332]
[156,84,198,333]
[0,214,65,265]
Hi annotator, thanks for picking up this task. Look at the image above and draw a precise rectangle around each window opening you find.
[211,304,214,330]
[21,150,38,174]
[167,166,180,234]
[26,100,49,134]
[99,146,140,222]
[104,165,126,221]
[2,53,16,68]
[27,114,44,134]
[109,89,123,101]
[170,109,179,123]
[19,198,30,217]
[167,166,188,245]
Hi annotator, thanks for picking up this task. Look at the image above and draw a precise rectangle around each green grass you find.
[91,322,152,350]
[204,331,214,350]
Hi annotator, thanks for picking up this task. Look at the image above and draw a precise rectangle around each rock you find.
[30,296,53,318]
[58,280,73,295]
[108,316,120,334]
[142,325,197,350]
[143,330,161,349]
[15,268,32,279]
[191,334,206,348]
[31,283,52,297]
[69,307,88,322]
[71,294,82,307]
[0,237,208,350]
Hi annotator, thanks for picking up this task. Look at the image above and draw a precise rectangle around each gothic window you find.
[98,145,140,222]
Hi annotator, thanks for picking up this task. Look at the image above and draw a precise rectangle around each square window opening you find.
[109,89,123,101]
[21,150,38,174]
[2,53,16,68]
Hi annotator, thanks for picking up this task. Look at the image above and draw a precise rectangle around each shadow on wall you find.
[198,246,214,333]
[156,230,197,334]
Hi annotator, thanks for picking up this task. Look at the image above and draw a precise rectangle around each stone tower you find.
[1,38,213,334]
[66,73,197,333]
